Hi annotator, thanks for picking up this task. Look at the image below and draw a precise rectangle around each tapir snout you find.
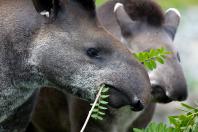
[99,53,152,110]
[149,58,187,103]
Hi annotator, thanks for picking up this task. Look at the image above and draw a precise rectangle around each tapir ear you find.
[32,0,60,18]
[164,8,181,40]
[32,0,96,19]
[114,3,136,38]
[74,0,96,17]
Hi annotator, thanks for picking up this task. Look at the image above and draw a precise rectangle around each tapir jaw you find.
[104,84,145,111]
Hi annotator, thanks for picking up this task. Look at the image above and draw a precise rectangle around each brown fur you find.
[118,0,164,26]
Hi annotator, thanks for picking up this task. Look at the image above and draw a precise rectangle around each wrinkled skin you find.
[0,0,151,131]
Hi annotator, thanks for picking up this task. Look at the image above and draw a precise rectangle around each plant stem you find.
[80,85,104,132]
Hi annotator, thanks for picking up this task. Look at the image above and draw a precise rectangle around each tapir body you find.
[28,0,187,132]
[0,0,152,131]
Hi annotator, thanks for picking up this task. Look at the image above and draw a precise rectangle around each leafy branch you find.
[134,47,171,70]
[91,85,109,120]
[133,103,198,132]
[80,84,109,132]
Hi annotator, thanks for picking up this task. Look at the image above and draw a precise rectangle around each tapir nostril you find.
[131,97,144,111]
[151,84,172,103]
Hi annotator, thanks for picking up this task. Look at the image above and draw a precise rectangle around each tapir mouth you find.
[104,84,144,111]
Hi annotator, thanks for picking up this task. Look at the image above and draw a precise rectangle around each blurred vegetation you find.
[134,103,198,132]
[96,0,198,9]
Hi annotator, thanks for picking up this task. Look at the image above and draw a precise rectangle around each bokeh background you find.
[96,0,198,123]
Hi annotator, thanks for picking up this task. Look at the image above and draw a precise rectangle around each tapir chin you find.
[27,0,187,132]
[0,0,152,131]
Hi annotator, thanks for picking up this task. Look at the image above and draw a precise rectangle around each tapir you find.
[0,0,152,131]
[97,0,188,129]
[27,0,187,132]
[26,0,188,132]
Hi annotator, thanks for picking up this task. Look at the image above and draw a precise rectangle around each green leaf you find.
[98,111,105,115]
[100,95,109,99]
[169,116,179,127]
[133,128,143,132]
[100,100,108,105]
[102,87,109,93]
[92,108,99,113]
[144,61,152,70]
[91,114,98,119]
[97,116,103,120]
[150,59,157,69]
[149,49,155,57]
[156,57,164,64]
[98,105,108,110]
[181,103,196,110]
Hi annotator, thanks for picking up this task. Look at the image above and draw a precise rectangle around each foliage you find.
[158,0,198,9]
[96,0,107,6]
[133,48,171,71]
[168,103,198,132]
[91,85,109,120]
[133,103,198,132]
[133,123,176,132]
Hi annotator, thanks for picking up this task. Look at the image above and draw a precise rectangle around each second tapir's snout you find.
[149,59,187,103]
[109,3,188,103]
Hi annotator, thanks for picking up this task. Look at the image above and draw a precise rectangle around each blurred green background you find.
[96,0,198,123]
[96,0,198,9]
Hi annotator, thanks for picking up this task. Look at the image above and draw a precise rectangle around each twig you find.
[80,85,105,132]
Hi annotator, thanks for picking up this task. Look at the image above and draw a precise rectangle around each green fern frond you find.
[91,85,109,120]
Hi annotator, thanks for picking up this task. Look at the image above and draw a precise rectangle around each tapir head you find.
[114,1,187,103]
[29,0,151,110]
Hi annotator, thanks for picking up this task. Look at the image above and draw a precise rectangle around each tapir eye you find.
[87,48,100,58]
[177,52,181,62]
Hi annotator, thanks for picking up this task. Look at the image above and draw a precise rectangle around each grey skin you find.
[0,0,152,131]
[97,0,188,130]
[27,1,187,132]
[28,1,188,132]
[98,0,188,103]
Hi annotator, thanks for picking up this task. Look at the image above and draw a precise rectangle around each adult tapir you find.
[0,0,153,131]
[97,0,188,129]
[26,0,187,132]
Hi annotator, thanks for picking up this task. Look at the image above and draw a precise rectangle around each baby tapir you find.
[97,0,188,129]
[0,0,152,131]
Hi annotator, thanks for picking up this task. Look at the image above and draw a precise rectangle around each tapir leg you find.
[0,89,39,132]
